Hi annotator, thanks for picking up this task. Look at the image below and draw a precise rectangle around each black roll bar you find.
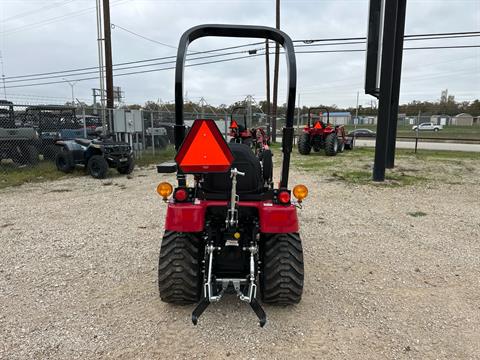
[174,24,297,188]
[308,107,330,127]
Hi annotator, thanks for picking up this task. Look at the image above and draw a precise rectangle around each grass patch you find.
[135,146,176,167]
[330,169,425,187]
[407,211,427,217]
[332,170,371,184]
[0,161,83,190]
[0,146,176,190]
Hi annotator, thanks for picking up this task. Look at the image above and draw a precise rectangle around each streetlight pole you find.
[62,78,79,105]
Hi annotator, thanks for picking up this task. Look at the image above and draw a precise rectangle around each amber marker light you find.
[293,184,308,202]
[157,182,173,200]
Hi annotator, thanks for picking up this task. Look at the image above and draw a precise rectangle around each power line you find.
[0,0,129,36]
[111,23,178,50]
[4,31,479,81]
[3,31,479,89]
[6,30,480,83]
[3,42,265,81]
[2,0,77,23]
[3,48,263,84]
[4,43,479,90]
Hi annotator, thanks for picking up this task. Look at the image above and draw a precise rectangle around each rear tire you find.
[325,133,338,156]
[87,155,108,179]
[158,231,202,304]
[297,133,311,155]
[260,233,304,304]
[55,149,75,173]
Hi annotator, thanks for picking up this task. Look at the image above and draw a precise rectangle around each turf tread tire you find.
[261,233,304,304]
[297,133,311,155]
[325,133,338,156]
[158,231,202,304]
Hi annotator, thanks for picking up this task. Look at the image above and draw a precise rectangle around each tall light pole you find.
[62,78,78,105]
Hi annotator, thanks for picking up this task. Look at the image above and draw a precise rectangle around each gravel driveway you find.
[1,165,479,359]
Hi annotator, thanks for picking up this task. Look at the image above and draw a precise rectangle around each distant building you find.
[322,111,351,125]
[452,113,474,126]
[430,114,450,126]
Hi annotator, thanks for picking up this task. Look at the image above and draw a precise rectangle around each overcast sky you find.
[1,0,479,109]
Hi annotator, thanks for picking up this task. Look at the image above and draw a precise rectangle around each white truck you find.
[412,122,443,132]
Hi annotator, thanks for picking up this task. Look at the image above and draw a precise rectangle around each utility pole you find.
[63,78,78,106]
[246,95,252,127]
[271,0,280,143]
[103,0,114,110]
[95,0,106,131]
[265,40,271,137]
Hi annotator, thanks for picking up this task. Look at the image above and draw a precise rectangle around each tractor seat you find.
[202,143,263,195]
[74,138,92,147]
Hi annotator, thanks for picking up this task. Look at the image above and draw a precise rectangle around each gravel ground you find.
[1,163,479,359]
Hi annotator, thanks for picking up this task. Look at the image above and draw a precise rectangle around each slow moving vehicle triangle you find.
[175,119,234,173]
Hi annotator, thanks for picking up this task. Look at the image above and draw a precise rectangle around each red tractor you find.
[156,24,307,327]
[298,107,354,156]
[229,106,273,188]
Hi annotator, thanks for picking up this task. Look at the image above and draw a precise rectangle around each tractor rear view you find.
[156,24,307,327]
[298,107,354,156]
[229,106,273,188]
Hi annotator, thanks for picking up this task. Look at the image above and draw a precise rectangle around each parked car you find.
[412,122,443,132]
[347,128,376,137]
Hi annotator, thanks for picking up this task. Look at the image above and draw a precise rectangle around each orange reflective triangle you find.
[175,119,233,173]
[230,120,238,129]
[313,121,322,129]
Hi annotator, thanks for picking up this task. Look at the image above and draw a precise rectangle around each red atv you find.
[229,106,273,187]
[156,24,307,327]
[298,107,354,156]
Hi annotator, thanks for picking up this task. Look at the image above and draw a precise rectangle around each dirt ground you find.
[1,155,479,359]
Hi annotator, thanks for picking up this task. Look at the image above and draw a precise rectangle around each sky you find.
[0,0,479,109]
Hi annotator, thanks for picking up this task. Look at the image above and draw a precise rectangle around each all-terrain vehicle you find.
[298,107,354,156]
[156,25,308,327]
[55,135,134,179]
[0,100,40,165]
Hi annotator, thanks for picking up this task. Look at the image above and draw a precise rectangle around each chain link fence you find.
[0,103,243,179]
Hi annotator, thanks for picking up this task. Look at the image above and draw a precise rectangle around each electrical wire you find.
[3,34,479,89]
[5,31,479,81]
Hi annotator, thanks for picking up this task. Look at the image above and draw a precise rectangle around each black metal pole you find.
[373,0,398,182]
[103,0,114,110]
[265,39,271,138]
[385,0,407,169]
